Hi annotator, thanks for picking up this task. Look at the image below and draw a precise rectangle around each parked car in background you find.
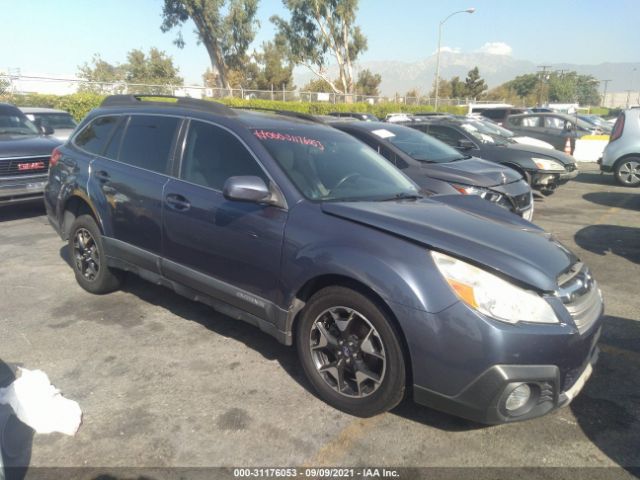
[330,120,534,220]
[0,103,61,205]
[470,106,528,125]
[385,113,414,123]
[579,114,613,134]
[406,118,578,195]
[504,112,601,153]
[470,117,555,150]
[20,107,78,141]
[45,95,602,424]
[328,112,379,122]
[599,107,640,186]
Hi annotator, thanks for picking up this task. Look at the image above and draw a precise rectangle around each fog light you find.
[505,383,531,411]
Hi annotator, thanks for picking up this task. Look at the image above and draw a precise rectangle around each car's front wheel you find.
[296,286,406,417]
[68,215,123,294]
[614,157,640,187]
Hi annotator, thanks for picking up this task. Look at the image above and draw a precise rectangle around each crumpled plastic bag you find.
[0,368,82,436]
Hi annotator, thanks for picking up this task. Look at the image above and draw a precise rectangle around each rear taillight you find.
[50,147,62,167]
[610,114,625,142]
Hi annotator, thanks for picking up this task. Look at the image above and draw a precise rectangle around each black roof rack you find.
[232,106,324,124]
[100,95,236,116]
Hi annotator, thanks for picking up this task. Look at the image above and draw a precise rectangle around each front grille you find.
[556,263,602,334]
[0,155,50,176]
[565,163,577,172]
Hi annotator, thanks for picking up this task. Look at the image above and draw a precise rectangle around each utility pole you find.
[601,79,611,108]
[537,65,551,107]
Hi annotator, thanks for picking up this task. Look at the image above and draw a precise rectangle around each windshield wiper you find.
[379,192,423,201]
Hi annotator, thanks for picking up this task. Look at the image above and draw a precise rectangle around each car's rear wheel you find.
[68,215,122,294]
[296,286,406,417]
[614,157,640,187]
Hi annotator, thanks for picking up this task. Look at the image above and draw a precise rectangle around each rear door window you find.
[74,116,120,155]
[117,115,179,174]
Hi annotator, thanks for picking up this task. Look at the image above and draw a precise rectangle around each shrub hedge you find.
[1,92,467,122]
[1,92,613,121]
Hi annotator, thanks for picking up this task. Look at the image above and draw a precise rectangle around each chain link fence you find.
[0,74,489,106]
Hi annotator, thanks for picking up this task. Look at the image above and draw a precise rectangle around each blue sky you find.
[2,0,639,84]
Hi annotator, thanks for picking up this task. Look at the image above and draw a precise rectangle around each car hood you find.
[505,143,576,166]
[0,134,61,158]
[421,157,522,187]
[322,199,577,292]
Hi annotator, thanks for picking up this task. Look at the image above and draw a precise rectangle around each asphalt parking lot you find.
[1,163,639,477]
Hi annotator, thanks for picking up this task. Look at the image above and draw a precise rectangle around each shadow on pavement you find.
[571,315,640,476]
[573,171,617,186]
[575,225,640,264]
[391,397,486,432]
[583,192,640,211]
[0,201,45,223]
[0,361,34,480]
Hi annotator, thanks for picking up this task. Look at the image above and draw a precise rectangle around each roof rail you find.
[100,95,236,116]
[232,106,324,124]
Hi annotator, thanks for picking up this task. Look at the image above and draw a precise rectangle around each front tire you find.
[296,286,406,417]
[614,157,640,187]
[68,215,122,294]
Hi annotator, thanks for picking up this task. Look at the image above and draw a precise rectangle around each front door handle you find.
[95,170,110,182]
[165,193,191,211]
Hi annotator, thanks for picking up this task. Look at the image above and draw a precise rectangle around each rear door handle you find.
[165,193,191,211]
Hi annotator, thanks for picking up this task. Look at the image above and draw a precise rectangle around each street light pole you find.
[434,7,475,112]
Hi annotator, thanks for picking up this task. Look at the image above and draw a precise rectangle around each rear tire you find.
[68,215,122,294]
[296,286,406,417]
[614,157,640,187]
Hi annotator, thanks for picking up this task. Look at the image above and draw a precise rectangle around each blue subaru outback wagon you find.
[44,96,603,423]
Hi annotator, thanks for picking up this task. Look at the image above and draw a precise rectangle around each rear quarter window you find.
[74,116,119,155]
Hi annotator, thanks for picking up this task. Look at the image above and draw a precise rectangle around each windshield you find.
[459,122,511,145]
[0,109,40,135]
[375,125,464,163]
[253,127,419,201]
[472,118,515,138]
[31,113,77,129]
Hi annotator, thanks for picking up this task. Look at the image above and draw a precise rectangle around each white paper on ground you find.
[0,368,82,435]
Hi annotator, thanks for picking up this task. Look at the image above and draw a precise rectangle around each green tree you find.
[253,37,295,90]
[355,69,381,96]
[450,76,466,98]
[429,77,451,98]
[160,0,259,90]
[124,48,183,93]
[272,0,367,94]
[464,67,487,99]
[506,73,538,99]
[77,54,125,93]
[302,78,335,93]
[78,49,183,95]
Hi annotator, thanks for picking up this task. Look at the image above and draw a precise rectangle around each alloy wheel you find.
[73,228,100,281]
[309,306,386,398]
[618,160,640,185]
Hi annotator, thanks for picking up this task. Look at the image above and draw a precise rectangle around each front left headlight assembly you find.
[532,158,565,171]
[451,184,505,204]
[432,251,558,325]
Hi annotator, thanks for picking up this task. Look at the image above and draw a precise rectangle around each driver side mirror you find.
[457,139,476,150]
[223,176,273,204]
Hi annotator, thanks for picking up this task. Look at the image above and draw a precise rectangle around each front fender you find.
[281,202,456,315]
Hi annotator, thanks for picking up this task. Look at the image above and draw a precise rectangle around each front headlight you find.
[432,251,558,324]
[532,158,565,171]
[451,184,504,203]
